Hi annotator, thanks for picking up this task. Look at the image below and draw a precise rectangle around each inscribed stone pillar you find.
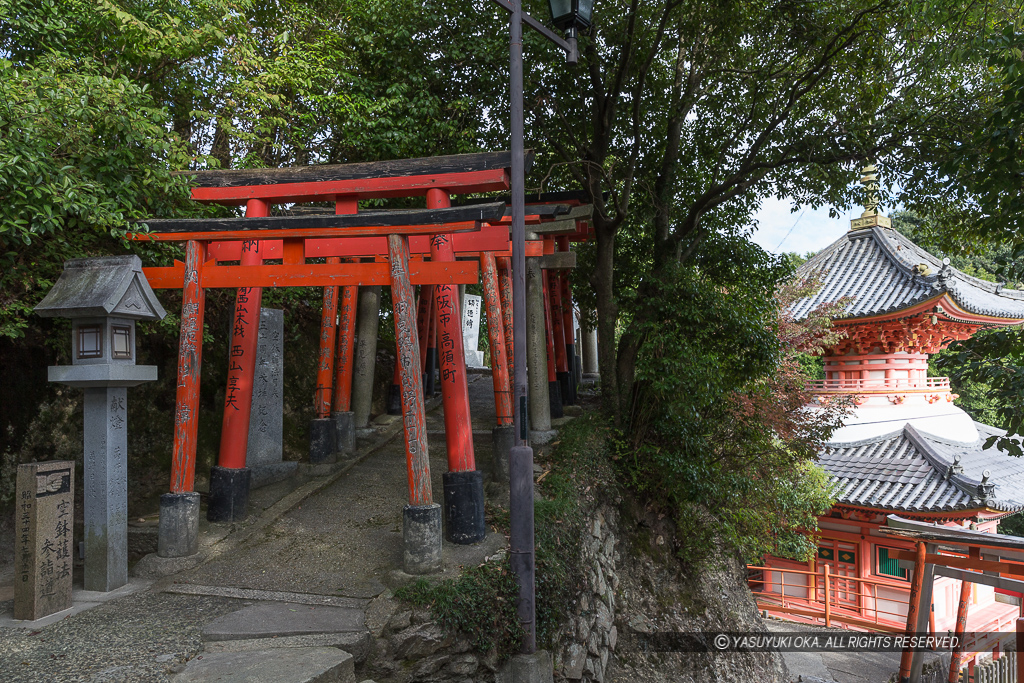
[526,257,552,434]
[352,285,382,428]
[83,386,129,592]
[14,461,74,620]
[246,308,292,487]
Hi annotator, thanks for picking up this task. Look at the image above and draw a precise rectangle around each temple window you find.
[876,546,909,580]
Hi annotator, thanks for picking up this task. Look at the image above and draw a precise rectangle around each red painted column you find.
[217,257,263,467]
[497,256,515,396]
[315,198,357,417]
[947,580,970,682]
[427,189,484,544]
[557,235,577,399]
[170,239,208,493]
[216,199,268,471]
[548,269,569,374]
[332,270,358,413]
[899,542,927,683]
[426,188,475,473]
[314,261,340,418]
[541,270,557,384]
[556,235,575,342]
[387,234,432,507]
[482,252,513,426]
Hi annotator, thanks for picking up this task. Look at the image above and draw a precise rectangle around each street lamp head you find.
[548,0,594,32]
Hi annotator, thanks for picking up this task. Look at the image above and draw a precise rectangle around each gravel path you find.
[0,592,244,682]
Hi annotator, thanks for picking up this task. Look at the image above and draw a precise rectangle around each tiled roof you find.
[788,226,1024,321]
[820,423,1024,514]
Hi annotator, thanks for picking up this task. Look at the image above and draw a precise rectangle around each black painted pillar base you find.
[158,492,200,558]
[309,418,336,463]
[403,503,442,575]
[442,470,486,544]
[207,466,252,523]
[387,383,402,415]
[548,380,564,419]
[564,342,578,404]
[557,371,573,407]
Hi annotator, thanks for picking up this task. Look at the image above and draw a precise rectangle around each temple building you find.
[753,169,1024,654]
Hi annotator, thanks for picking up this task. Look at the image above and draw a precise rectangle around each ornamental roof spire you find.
[850,164,892,230]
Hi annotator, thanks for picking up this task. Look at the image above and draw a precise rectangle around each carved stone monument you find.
[245,308,294,487]
[461,293,485,368]
[14,461,75,620]
[34,255,165,592]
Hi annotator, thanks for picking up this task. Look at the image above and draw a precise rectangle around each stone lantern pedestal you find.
[35,255,166,592]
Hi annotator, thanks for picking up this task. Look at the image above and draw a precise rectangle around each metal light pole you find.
[487,0,589,653]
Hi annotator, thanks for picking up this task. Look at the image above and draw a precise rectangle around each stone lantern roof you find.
[35,255,166,321]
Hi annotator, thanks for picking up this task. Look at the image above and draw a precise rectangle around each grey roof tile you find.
[789,227,1024,321]
[820,423,1024,513]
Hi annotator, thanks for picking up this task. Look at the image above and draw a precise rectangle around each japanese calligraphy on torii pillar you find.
[388,234,432,507]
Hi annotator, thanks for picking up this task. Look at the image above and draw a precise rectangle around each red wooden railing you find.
[747,565,911,631]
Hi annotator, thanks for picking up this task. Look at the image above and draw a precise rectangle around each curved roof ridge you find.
[787,225,1024,322]
[902,423,980,449]
[883,229,1024,300]
[825,427,906,449]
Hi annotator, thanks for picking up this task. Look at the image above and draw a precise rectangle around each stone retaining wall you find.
[555,506,619,682]
[363,504,621,683]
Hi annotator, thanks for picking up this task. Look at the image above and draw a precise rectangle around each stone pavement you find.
[0,373,507,682]
[766,620,945,683]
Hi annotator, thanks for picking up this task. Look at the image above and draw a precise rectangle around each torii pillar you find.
[427,188,486,544]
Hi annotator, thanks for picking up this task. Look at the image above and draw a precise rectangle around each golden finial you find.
[860,165,879,217]
[850,164,891,230]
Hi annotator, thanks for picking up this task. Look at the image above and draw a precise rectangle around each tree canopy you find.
[3,0,1022,557]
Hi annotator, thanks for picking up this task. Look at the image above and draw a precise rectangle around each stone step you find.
[202,602,366,642]
[203,632,370,663]
[172,646,354,683]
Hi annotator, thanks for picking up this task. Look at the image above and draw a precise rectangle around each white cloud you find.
[751,197,854,256]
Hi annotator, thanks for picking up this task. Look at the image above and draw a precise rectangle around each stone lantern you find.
[35,255,165,592]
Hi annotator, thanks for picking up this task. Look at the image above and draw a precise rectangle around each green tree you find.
[0,55,194,337]
[512,0,1021,426]
[623,238,849,560]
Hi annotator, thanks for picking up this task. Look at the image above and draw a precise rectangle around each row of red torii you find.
[134,151,592,574]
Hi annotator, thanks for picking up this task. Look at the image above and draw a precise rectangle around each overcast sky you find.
[750,196,857,257]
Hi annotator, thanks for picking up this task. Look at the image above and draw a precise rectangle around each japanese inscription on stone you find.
[461,294,484,367]
[14,460,74,621]
[246,308,284,470]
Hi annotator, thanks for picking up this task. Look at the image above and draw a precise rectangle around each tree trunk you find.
[210,116,231,170]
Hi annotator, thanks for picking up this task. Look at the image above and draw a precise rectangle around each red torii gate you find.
[137,152,530,574]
